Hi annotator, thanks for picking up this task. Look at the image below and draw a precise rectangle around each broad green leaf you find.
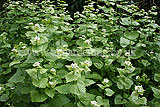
[56,39,68,47]
[96,96,110,106]
[114,94,127,104]
[44,88,55,98]
[86,72,102,80]
[151,87,160,99]
[124,31,139,40]
[141,60,151,67]
[120,37,130,47]
[30,90,47,102]
[32,78,48,88]
[8,69,25,83]
[0,94,9,102]
[154,73,160,82]
[26,69,37,79]
[105,88,115,96]
[70,81,86,95]
[39,68,48,74]
[65,71,81,83]
[55,84,70,94]
[83,79,95,87]
[9,60,20,67]
[117,76,133,89]
[25,54,43,63]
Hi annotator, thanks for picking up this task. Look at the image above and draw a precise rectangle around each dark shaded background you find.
[0,0,160,24]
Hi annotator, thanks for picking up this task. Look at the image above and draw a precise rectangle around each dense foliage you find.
[0,0,160,107]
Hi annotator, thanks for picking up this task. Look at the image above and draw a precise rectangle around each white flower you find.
[51,68,56,72]
[29,22,33,25]
[11,87,15,89]
[11,48,17,52]
[0,87,2,91]
[56,49,63,54]
[104,78,109,84]
[105,47,109,50]
[71,63,79,69]
[102,29,106,32]
[109,42,113,44]
[33,62,40,67]
[63,45,68,47]
[135,85,145,95]
[125,52,130,56]
[34,36,40,41]
[91,100,98,106]
[84,60,90,66]
[136,76,140,80]
[85,40,91,44]
[22,46,26,49]
[35,23,40,27]
[125,61,132,66]
[150,51,154,54]
[49,81,55,85]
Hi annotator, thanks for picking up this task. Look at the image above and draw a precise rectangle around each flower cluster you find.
[135,85,145,95]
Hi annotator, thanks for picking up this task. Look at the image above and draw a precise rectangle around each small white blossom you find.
[125,52,130,56]
[150,51,154,54]
[22,46,26,49]
[125,61,132,66]
[136,76,140,80]
[11,48,17,52]
[33,62,40,67]
[51,68,56,72]
[34,36,40,41]
[84,60,90,66]
[109,42,113,44]
[11,87,15,89]
[91,100,98,106]
[71,63,79,69]
[49,81,55,85]
[35,23,40,27]
[85,40,91,44]
[135,85,145,95]
[104,78,109,84]
[29,22,33,25]
[56,49,63,54]
[0,87,2,91]
[63,45,68,47]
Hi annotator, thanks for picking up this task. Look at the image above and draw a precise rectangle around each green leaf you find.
[94,62,103,69]
[44,88,55,98]
[83,79,95,87]
[96,96,110,106]
[39,68,48,74]
[124,31,139,40]
[151,87,160,99]
[65,71,81,83]
[0,94,9,102]
[56,39,68,47]
[55,84,71,94]
[9,60,20,67]
[32,78,48,88]
[117,76,133,89]
[70,81,86,95]
[25,54,43,63]
[8,69,25,83]
[141,60,151,67]
[120,37,130,47]
[26,69,37,79]
[86,72,102,80]
[30,90,47,102]
[154,73,160,82]
[105,88,115,96]
[114,94,127,104]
